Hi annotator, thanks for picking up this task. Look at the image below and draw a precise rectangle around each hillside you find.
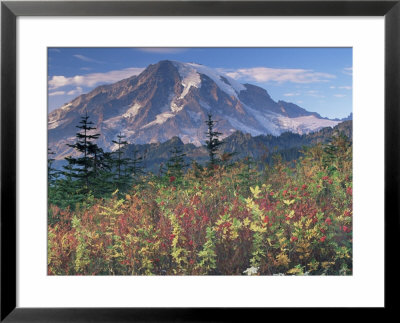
[48,60,341,160]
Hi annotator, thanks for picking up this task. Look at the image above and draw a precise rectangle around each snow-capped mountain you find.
[48,60,340,159]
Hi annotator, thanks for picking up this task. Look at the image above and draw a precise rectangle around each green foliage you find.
[197,227,217,274]
[48,131,352,276]
[130,149,145,184]
[166,145,188,183]
[65,112,101,191]
[111,132,134,192]
[48,148,59,186]
[205,113,224,168]
[48,114,143,210]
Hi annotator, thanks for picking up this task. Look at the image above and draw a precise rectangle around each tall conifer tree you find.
[111,132,132,191]
[205,113,223,168]
[47,148,59,186]
[130,149,144,185]
[65,111,101,192]
[167,145,188,180]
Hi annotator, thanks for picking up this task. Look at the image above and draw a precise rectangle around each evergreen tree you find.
[204,113,224,168]
[130,149,144,185]
[51,114,114,207]
[49,162,85,210]
[237,156,258,195]
[47,148,59,186]
[111,133,132,191]
[91,148,115,197]
[166,145,188,180]
[112,133,129,179]
[65,112,100,192]
[322,132,352,174]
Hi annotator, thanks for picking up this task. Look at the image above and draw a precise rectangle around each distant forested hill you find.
[120,120,352,173]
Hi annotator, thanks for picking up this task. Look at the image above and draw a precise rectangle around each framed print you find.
[1,0,399,321]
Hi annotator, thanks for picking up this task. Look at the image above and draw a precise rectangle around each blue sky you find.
[48,47,352,119]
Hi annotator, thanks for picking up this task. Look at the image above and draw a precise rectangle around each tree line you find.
[48,112,226,209]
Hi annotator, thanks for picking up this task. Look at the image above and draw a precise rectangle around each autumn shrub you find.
[48,135,352,275]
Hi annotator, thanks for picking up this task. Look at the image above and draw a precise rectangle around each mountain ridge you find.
[51,120,352,173]
[115,120,353,173]
[48,60,344,160]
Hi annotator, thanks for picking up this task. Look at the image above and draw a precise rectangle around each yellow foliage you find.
[287,267,303,275]
[250,222,267,233]
[307,260,320,272]
[283,199,295,206]
[250,186,261,199]
[245,197,254,208]
[321,261,335,269]
[276,253,290,267]
[304,218,313,228]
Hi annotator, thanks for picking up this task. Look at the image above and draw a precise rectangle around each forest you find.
[48,113,352,275]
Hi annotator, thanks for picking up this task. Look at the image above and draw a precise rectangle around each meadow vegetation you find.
[48,114,352,275]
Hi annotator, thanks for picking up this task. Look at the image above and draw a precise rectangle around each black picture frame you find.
[1,0,399,321]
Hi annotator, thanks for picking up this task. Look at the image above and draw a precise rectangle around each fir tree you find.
[166,145,188,180]
[111,133,132,191]
[91,148,115,197]
[65,112,100,192]
[205,113,224,168]
[322,132,352,174]
[47,148,59,186]
[237,156,258,196]
[49,162,85,210]
[130,149,144,185]
[112,133,129,179]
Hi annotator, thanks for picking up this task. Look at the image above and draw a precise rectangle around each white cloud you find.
[48,67,145,90]
[306,90,325,98]
[49,76,70,89]
[330,85,351,90]
[283,92,300,97]
[343,67,353,76]
[49,91,65,96]
[220,67,335,84]
[334,94,346,98]
[73,54,103,64]
[67,87,83,96]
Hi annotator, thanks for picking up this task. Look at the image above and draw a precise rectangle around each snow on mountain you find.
[48,60,342,159]
[277,115,340,134]
[225,116,264,137]
[172,62,201,99]
[142,112,175,129]
[172,61,246,99]
[122,103,142,119]
[242,105,282,136]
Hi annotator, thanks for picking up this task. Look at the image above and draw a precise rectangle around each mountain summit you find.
[48,60,340,158]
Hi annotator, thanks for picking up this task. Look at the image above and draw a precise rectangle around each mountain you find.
[339,112,353,121]
[121,120,353,173]
[51,120,352,173]
[48,60,341,159]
